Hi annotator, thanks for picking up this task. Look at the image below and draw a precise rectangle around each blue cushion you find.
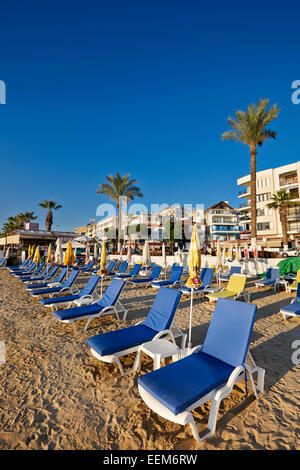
[280,302,300,316]
[31,286,62,296]
[53,303,103,320]
[152,280,173,287]
[41,294,80,306]
[143,287,182,332]
[138,351,234,415]
[87,324,156,356]
[97,278,125,308]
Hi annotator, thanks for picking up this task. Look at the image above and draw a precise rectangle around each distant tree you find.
[39,200,62,231]
[97,173,143,251]
[267,190,296,250]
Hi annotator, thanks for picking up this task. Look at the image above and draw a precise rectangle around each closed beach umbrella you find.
[98,240,107,296]
[64,240,75,266]
[47,244,52,263]
[142,240,151,267]
[185,225,202,351]
[33,246,41,264]
[162,242,167,278]
[85,244,90,264]
[55,238,63,265]
[127,245,132,265]
[228,243,233,260]
[216,238,222,270]
[5,247,10,259]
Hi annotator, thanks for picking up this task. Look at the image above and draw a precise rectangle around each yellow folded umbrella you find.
[33,246,41,264]
[97,241,107,275]
[185,225,202,288]
[47,244,52,263]
[64,240,75,266]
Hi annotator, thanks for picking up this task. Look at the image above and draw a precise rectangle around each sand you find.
[0,268,299,450]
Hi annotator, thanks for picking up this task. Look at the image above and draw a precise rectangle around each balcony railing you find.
[279,177,298,187]
[239,202,250,208]
[238,188,249,196]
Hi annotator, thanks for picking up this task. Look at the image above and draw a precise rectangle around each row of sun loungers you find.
[3,256,300,443]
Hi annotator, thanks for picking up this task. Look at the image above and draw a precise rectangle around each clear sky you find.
[0,1,299,231]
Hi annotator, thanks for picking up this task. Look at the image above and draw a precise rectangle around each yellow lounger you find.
[287,269,300,292]
[205,274,250,302]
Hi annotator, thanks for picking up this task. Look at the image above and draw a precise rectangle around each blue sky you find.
[0,1,299,231]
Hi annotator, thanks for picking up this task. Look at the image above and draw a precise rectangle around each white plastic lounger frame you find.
[281,297,300,320]
[138,348,265,443]
[89,322,180,376]
[45,290,102,311]
[35,284,80,300]
[60,299,128,333]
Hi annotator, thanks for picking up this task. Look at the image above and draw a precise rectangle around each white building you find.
[237,161,300,247]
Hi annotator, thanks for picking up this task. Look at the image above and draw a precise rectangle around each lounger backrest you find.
[296,269,300,283]
[150,266,162,280]
[55,268,68,283]
[130,264,142,276]
[97,278,125,308]
[265,268,279,280]
[169,265,183,283]
[202,298,257,367]
[86,259,95,269]
[230,266,241,275]
[119,261,128,273]
[143,287,182,332]
[107,260,115,272]
[80,274,100,296]
[62,269,79,287]
[296,282,300,299]
[200,268,214,287]
[47,266,59,278]
[227,274,246,294]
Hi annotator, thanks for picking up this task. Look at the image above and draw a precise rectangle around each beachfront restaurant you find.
[0,229,78,265]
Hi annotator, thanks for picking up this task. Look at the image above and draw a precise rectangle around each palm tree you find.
[17,211,37,228]
[267,190,296,250]
[96,173,143,250]
[39,200,62,231]
[222,99,280,244]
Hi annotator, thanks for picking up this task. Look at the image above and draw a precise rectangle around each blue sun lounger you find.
[20,265,50,282]
[52,278,127,332]
[130,266,162,288]
[105,261,128,277]
[40,274,100,309]
[151,265,183,289]
[25,266,64,290]
[138,298,265,443]
[219,266,241,282]
[29,269,79,298]
[14,262,42,277]
[86,287,182,376]
[75,259,95,271]
[11,262,37,276]
[115,263,142,280]
[0,257,7,267]
[280,283,300,319]
[22,265,59,284]
[255,268,280,290]
[179,268,214,296]
[8,259,30,271]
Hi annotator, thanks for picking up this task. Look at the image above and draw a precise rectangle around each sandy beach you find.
[0,268,299,450]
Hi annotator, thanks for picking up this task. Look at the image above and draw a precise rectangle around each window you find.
[256,208,265,217]
[257,222,270,231]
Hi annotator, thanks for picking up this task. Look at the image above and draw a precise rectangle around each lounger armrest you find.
[60,287,72,294]
[153,329,176,344]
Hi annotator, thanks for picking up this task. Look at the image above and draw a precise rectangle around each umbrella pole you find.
[188,288,194,351]
[101,275,103,297]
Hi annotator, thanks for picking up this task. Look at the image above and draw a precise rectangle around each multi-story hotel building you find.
[204,201,242,242]
[237,161,300,247]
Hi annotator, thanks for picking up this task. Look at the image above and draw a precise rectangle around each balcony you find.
[239,202,250,209]
[279,172,298,188]
[238,187,250,198]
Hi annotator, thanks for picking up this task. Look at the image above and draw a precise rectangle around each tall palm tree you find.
[222,99,280,244]
[39,200,62,231]
[267,190,296,250]
[96,172,143,250]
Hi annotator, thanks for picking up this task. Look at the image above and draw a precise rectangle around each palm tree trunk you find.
[117,201,121,253]
[279,207,289,250]
[250,146,257,244]
[46,210,53,232]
